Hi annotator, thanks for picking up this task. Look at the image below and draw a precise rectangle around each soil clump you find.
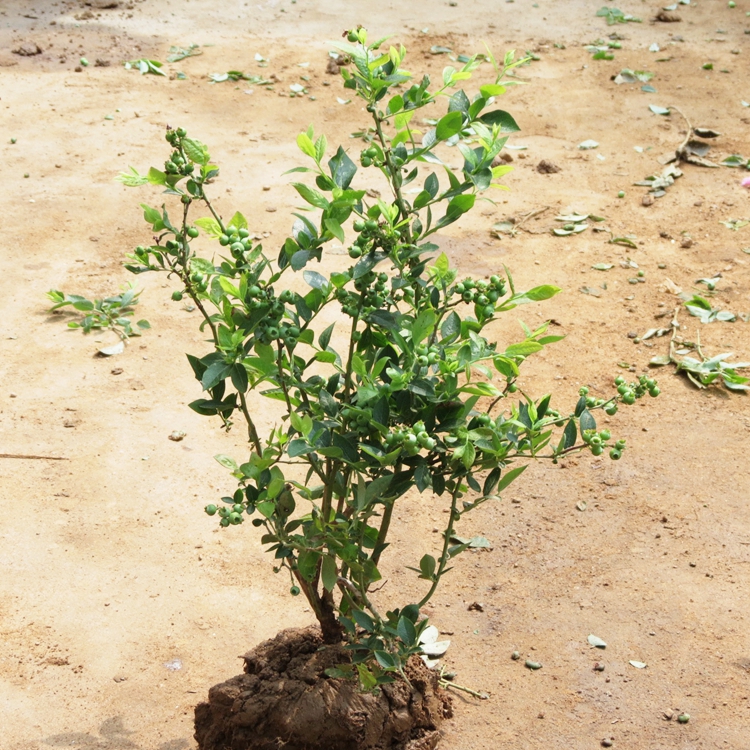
[194,627,451,750]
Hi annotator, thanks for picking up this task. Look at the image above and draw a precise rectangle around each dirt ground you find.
[2,0,750,748]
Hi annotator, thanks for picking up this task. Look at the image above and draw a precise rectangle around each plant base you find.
[194,626,452,750]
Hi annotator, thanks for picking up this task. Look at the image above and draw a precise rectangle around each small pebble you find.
[677,713,690,724]
[511,651,520,660]
[601,740,614,748]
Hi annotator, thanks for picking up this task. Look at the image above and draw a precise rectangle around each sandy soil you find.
[2,0,750,748]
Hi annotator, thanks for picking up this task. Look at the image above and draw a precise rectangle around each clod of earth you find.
[12,43,42,56]
[536,159,561,174]
[194,627,452,750]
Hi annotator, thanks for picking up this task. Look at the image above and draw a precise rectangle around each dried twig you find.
[0,453,69,460]
[514,205,552,235]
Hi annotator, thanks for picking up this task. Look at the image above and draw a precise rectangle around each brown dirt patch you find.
[194,627,451,750]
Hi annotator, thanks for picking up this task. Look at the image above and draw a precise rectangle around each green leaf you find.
[146,167,167,186]
[563,419,577,449]
[579,409,596,432]
[419,554,436,580]
[397,615,417,646]
[328,146,357,189]
[303,270,329,291]
[411,310,437,345]
[292,182,329,209]
[183,137,210,165]
[505,341,543,358]
[194,216,223,238]
[352,609,375,632]
[441,311,461,342]
[297,550,320,580]
[116,167,149,187]
[296,132,316,159]
[318,323,335,350]
[324,217,345,243]
[321,556,338,592]
[478,109,520,132]
[227,212,248,231]
[438,194,475,228]
[496,465,527,494]
[435,110,464,140]
[374,651,397,670]
[214,454,238,471]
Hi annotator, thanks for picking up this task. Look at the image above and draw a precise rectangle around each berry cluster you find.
[164,127,193,176]
[359,145,381,168]
[582,428,626,459]
[579,386,619,416]
[335,270,390,317]
[348,218,396,258]
[414,342,441,369]
[615,374,660,403]
[204,502,245,527]
[341,407,375,437]
[383,421,437,455]
[452,275,506,319]
[218,225,255,263]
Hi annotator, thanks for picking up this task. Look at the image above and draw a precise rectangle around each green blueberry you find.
[205,504,217,515]
[186,226,199,238]
[609,449,622,460]
[290,585,301,596]
[220,517,230,527]
[171,290,184,301]
[219,234,230,246]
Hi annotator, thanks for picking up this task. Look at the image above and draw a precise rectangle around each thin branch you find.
[0,453,68,461]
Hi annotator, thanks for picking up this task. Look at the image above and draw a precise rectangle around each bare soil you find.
[1,1,750,749]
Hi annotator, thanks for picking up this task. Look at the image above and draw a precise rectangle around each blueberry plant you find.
[120,28,657,689]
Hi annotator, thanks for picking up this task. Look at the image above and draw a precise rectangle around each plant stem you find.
[238,392,263,455]
[373,112,413,246]
[418,482,462,608]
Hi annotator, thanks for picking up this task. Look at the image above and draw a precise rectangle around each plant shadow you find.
[43,716,189,750]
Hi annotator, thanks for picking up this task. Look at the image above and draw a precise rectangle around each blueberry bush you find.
[120,27,658,689]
